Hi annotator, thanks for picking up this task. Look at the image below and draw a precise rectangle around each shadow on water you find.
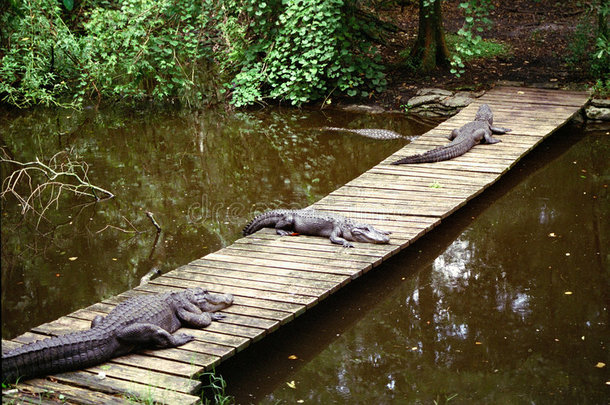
[216,121,609,404]
[0,105,433,339]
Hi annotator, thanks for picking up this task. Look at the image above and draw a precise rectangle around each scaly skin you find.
[320,127,405,140]
[2,288,233,383]
[390,104,511,164]
[243,209,391,247]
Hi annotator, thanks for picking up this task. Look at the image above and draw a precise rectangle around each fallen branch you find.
[1,149,114,225]
[146,211,162,233]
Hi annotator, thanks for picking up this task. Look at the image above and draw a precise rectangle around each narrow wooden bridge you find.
[2,87,590,404]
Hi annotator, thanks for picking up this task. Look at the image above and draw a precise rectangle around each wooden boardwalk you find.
[2,87,590,404]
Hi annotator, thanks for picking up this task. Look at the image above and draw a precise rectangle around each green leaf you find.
[63,0,74,10]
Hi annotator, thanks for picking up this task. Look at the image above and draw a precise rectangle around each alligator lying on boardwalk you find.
[2,288,233,383]
[243,209,391,247]
[320,127,407,140]
[390,104,511,164]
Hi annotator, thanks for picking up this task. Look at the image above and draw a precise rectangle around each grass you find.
[199,368,234,405]
[399,33,511,72]
[445,34,511,62]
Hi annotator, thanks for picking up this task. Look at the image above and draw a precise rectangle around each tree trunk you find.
[598,0,608,39]
[410,0,451,71]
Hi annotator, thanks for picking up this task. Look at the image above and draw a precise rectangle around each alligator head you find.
[474,104,494,125]
[185,288,234,312]
[350,224,391,244]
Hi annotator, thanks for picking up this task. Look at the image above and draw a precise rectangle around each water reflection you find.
[1,105,431,339]
[234,125,607,404]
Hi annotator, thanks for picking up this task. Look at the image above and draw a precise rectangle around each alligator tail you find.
[242,210,287,236]
[2,330,110,383]
[390,139,475,165]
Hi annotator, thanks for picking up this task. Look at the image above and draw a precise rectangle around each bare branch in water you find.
[1,148,114,226]
[146,211,162,232]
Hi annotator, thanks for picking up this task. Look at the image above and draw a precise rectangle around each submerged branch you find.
[1,149,114,224]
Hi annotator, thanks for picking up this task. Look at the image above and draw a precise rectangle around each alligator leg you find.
[91,315,105,328]
[117,323,195,347]
[490,126,511,134]
[448,129,460,140]
[177,308,216,328]
[275,217,297,236]
[480,129,502,144]
[329,228,354,248]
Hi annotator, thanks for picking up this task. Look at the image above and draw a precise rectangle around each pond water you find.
[215,122,609,404]
[0,105,429,339]
[1,106,607,404]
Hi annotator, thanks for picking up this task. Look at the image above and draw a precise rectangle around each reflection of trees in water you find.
[260,132,608,404]
[1,106,419,338]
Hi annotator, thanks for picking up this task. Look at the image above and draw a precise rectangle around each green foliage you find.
[0,0,225,108]
[0,0,385,108]
[566,0,610,80]
[0,0,75,107]
[225,0,386,107]
[446,34,509,62]
[592,78,610,97]
[200,368,234,405]
[80,0,219,106]
[450,0,495,77]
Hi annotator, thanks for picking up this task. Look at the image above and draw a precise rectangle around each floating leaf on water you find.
[286,381,296,389]
[564,291,573,295]
[68,257,78,261]
[548,232,557,237]
[288,355,298,360]
[595,362,605,368]
[475,341,482,345]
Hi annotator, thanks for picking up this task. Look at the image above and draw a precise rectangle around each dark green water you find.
[0,105,427,339]
[216,123,609,404]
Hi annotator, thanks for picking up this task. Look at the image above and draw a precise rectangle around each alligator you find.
[390,104,511,164]
[320,127,407,140]
[243,209,391,247]
[2,288,233,383]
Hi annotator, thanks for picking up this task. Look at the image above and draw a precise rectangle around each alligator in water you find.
[2,288,233,383]
[320,127,408,140]
[243,209,391,247]
[390,104,511,164]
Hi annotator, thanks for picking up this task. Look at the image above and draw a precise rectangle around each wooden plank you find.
[189,258,351,283]
[203,252,360,277]
[233,236,386,265]
[127,283,307,318]
[49,372,201,405]
[148,276,321,308]
[180,262,344,289]
[4,378,129,405]
[243,230,399,258]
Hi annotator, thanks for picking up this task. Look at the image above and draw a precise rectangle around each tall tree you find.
[410,0,451,71]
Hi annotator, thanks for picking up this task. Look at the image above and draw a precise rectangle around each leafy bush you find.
[450,0,495,76]
[0,0,76,107]
[0,0,225,108]
[566,0,609,80]
[224,0,386,107]
[0,0,385,108]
